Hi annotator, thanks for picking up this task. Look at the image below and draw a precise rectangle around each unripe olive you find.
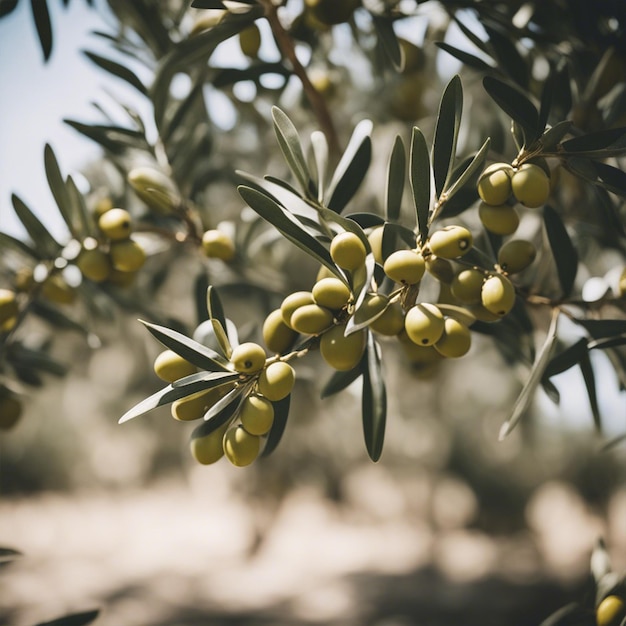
[201,229,235,261]
[404,303,444,346]
[94,197,113,218]
[189,423,228,465]
[76,247,111,283]
[511,163,550,208]
[367,226,384,265]
[42,275,76,305]
[127,166,179,214]
[110,239,146,272]
[330,232,367,271]
[316,264,335,282]
[223,424,260,467]
[172,387,230,421]
[257,361,295,401]
[0,289,19,325]
[0,392,22,430]
[478,202,520,235]
[240,394,274,435]
[290,303,334,335]
[230,342,266,373]
[98,208,132,241]
[305,0,360,26]
[280,291,314,328]
[153,349,196,382]
[596,595,626,626]
[481,274,516,316]
[426,257,454,284]
[238,23,261,58]
[451,269,485,305]
[428,226,473,259]
[477,162,514,206]
[369,300,405,336]
[262,309,298,354]
[383,249,425,285]
[498,239,537,274]
[312,277,351,310]
[320,324,366,371]
[434,317,472,358]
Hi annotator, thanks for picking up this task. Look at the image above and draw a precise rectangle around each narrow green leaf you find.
[213,63,289,89]
[483,22,529,89]
[66,175,95,239]
[11,194,62,258]
[140,320,231,371]
[0,547,22,563]
[385,135,405,221]
[262,394,290,457]
[543,205,578,297]
[83,50,147,95]
[483,76,540,142]
[372,15,402,70]
[499,309,560,440]
[272,106,313,197]
[191,0,227,7]
[409,127,431,244]
[206,285,227,330]
[543,338,588,378]
[0,0,19,18]
[433,75,463,198]
[362,333,386,462]
[326,120,373,213]
[204,382,250,421]
[35,609,100,626]
[321,366,363,399]
[31,0,52,61]
[211,319,232,359]
[562,127,626,153]
[44,144,77,237]
[579,352,601,431]
[194,271,210,324]
[435,42,494,73]
[573,319,626,339]
[119,372,238,423]
[310,130,328,204]
[440,137,489,205]
[190,399,239,438]
[540,120,573,151]
[344,213,385,229]
[30,301,90,335]
[0,232,40,260]
[594,162,626,197]
[238,185,336,274]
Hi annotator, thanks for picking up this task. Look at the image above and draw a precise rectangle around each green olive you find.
[153,349,196,382]
[404,303,444,346]
[478,202,520,235]
[127,167,179,214]
[172,387,231,421]
[290,303,334,335]
[189,422,228,465]
[240,394,274,435]
[280,291,314,328]
[367,226,384,265]
[93,197,114,217]
[426,257,454,284]
[42,275,76,305]
[262,309,298,354]
[383,249,425,285]
[238,23,261,58]
[481,274,516,316]
[477,162,514,206]
[98,208,132,241]
[0,289,18,325]
[312,277,351,310]
[230,342,266,373]
[428,226,473,259]
[110,239,146,272]
[257,361,295,401]
[369,299,405,336]
[201,229,235,261]
[320,324,366,371]
[596,595,626,626]
[434,317,472,358]
[76,247,111,283]
[511,163,551,208]
[223,424,260,467]
[451,269,485,305]
[316,264,336,282]
[498,239,537,274]
[330,232,367,271]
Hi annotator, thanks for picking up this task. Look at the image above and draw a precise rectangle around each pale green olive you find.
[312,277,351,310]
[511,163,550,208]
[330,232,367,271]
[230,342,266,373]
[498,239,537,274]
[240,394,274,435]
[478,202,520,235]
[201,229,235,261]
[153,349,196,382]
[383,249,425,285]
[262,309,298,354]
[477,163,514,206]
[320,324,366,371]
[280,291,314,328]
[481,274,516,316]
[109,239,146,272]
[404,303,444,346]
[189,422,229,465]
[428,226,473,259]
[257,361,295,401]
[76,247,111,283]
[98,208,132,241]
[434,317,472,358]
[223,425,260,467]
[290,303,334,335]
[451,269,485,305]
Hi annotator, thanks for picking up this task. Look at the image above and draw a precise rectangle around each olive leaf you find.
[372,14,402,71]
[206,285,227,331]
[362,333,386,462]
[433,75,463,198]
[262,394,291,457]
[385,135,406,222]
[140,320,232,371]
[435,42,494,73]
[0,232,40,260]
[34,609,100,626]
[11,194,62,258]
[483,22,529,89]
[190,398,240,438]
[580,351,601,431]
[409,127,431,244]
[83,50,148,95]
[543,205,578,298]
[310,130,329,204]
[321,365,363,399]
[31,0,52,61]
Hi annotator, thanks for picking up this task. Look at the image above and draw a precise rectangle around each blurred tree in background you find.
[1,1,626,625]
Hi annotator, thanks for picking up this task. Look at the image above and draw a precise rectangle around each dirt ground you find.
[2,466,625,626]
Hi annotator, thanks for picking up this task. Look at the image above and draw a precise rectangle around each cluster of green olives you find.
[153,342,295,467]
[76,204,146,286]
[13,266,77,305]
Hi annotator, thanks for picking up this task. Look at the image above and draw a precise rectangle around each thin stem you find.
[261,1,340,155]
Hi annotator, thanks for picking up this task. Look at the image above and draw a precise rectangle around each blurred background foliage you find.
[1,1,626,625]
